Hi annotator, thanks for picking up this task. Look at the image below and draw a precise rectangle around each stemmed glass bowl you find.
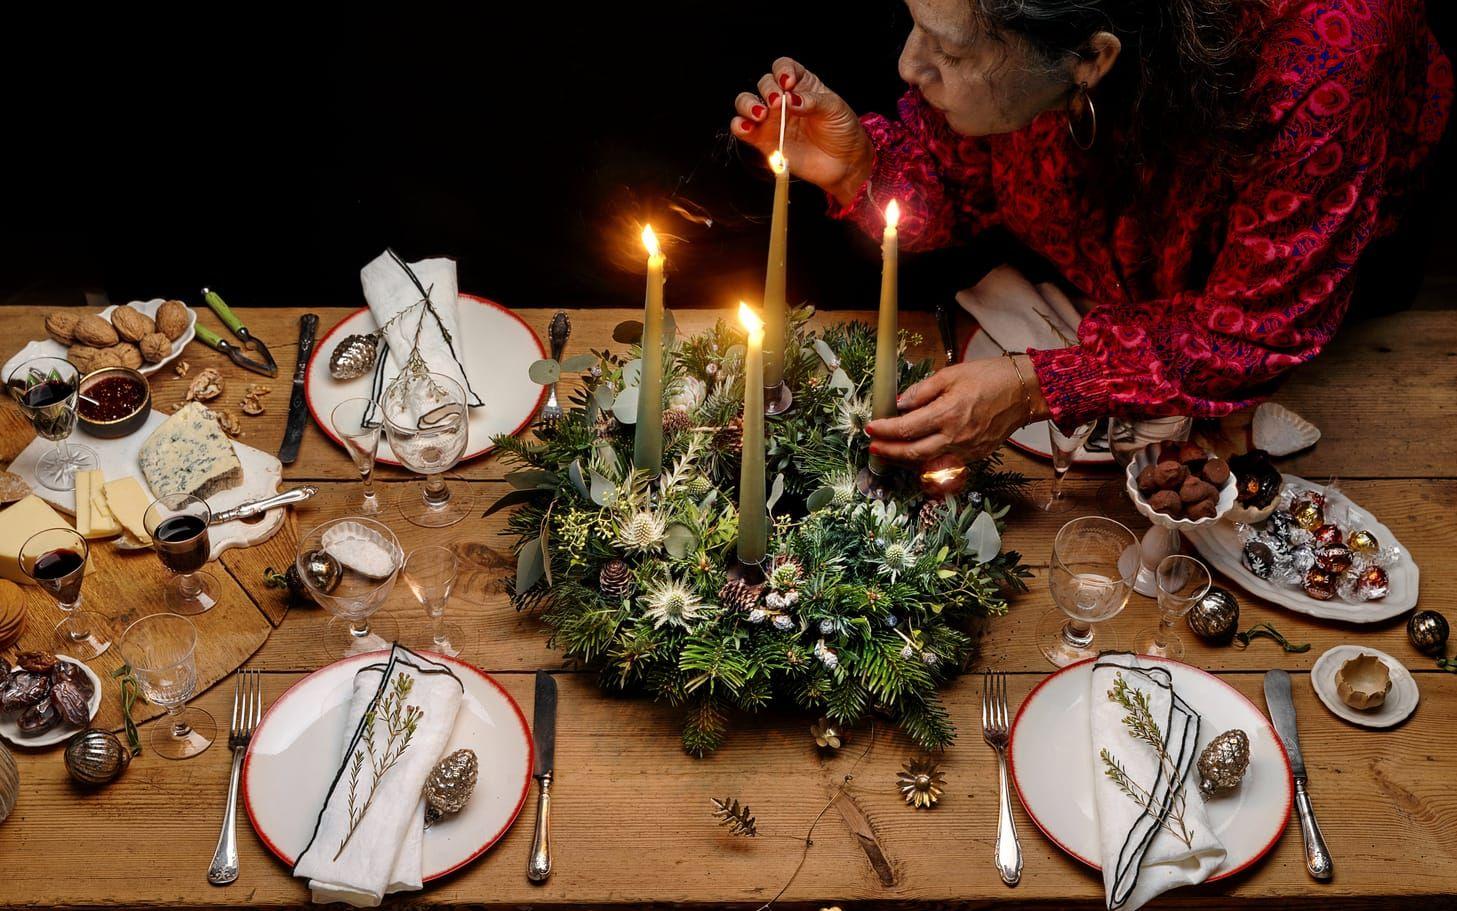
[297,516,402,659]
[382,372,472,527]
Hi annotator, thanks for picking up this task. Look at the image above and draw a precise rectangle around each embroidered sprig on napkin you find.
[334,672,425,861]
[1099,672,1194,848]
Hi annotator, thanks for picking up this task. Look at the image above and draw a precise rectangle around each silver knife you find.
[527,670,557,882]
[1264,669,1333,880]
[208,486,318,524]
[278,314,319,464]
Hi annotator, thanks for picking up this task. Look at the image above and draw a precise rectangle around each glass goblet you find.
[19,527,110,659]
[1043,419,1097,512]
[403,545,471,658]
[382,372,473,527]
[1037,516,1138,667]
[6,357,97,490]
[331,397,385,515]
[143,494,218,615]
[1138,554,1212,660]
[118,612,215,760]
[298,516,401,659]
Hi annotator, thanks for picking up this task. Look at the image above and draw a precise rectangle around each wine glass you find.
[298,516,401,659]
[382,372,473,527]
[19,527,109,659]
[1043,419,1097,512]
[1138,554,1211,660]
[403,545,471,658]
[143,494,218,615]
[1037,516,1138,667]
[331,397,386,515]
[1097,415,1193,514]
[6,357,97,490]
[118,612,215,759]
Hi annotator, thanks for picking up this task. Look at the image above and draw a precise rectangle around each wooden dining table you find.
[0,301,1454,910]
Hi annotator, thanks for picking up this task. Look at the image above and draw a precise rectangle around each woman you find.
[731,0,1450,466]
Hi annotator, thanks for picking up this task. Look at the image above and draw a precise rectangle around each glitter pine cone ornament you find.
[599,559,635,599]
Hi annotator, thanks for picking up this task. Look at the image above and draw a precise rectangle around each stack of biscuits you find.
[0,580,26,651]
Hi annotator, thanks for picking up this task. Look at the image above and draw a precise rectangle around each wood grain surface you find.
[0,302,1453,910]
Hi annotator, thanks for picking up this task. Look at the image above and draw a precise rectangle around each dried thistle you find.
[711,796,757,837]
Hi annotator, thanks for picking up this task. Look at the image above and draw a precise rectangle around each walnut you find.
[186,367,224,402]
[67,346,103,373]
[73,315,119,347]
[175,360,190,378]
[139,332,172,364]
[104,343,143,370]
[241,394,265,415]
[44,312,79,345]
[155,300,191,341]
[246,383,271,397]
[109,306,156,343]
[88,348,125,370]
[213,409,241,436]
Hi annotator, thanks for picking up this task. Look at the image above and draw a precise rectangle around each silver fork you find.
[539,311,571,427]
[208,669,263,885]
[982,669,1023,886]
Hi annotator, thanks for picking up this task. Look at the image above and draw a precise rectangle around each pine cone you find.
[663,409,693,435]
[713,416,744,455]
[593,412,619,439]
[719,578,763,612]
[918,499,948,532]
[599,559,635,598]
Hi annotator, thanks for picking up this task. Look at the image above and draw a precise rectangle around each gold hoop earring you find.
[1066,81,1096,150]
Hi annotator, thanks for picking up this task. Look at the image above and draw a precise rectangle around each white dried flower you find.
[641,577,705,630]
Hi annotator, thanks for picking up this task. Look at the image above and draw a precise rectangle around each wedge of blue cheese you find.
[139,402,243,498]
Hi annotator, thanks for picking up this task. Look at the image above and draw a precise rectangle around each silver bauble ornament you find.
[1197,729,1250,798]
[64,729,131,786]
[1188,586,1240,645]
[328,333,380,380]
[1407,609,1449,656]
[300,549,343,595]
[423,748,478,826]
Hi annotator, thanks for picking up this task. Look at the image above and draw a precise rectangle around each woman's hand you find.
[865,356,1049,466]
[731,57,874,207]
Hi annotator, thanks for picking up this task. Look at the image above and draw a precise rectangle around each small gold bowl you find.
[77,366,151,439]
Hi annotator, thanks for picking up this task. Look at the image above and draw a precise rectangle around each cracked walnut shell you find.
[44,312,79,345]
[73,315,119,347]
[110,306,155,342]
[186,367,224,401]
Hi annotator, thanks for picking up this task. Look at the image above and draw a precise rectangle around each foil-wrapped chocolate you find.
[328,333,380,381]
[423,748,478,827]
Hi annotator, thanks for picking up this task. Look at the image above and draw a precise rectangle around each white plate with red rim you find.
[1183,474,1418,623]
[1009,655,1292,882]
[305,294,547,467]
[962,327,1115,465]
[242,650,533,881]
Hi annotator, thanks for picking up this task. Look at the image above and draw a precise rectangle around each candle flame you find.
[885,199,901,229]
[769,150,786,175]
[920,465,966,486]
[738,301,764,335]
[641,224,661,258]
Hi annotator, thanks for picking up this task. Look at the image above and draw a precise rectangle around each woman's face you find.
[899,0,1072,136]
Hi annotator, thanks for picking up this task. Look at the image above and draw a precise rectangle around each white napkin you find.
[292,646,464,907]
[955,264,1084,354]
[1090,654,1225,911]
[360,250,470,395]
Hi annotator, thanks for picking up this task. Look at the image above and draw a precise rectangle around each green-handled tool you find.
[196,288,279,377]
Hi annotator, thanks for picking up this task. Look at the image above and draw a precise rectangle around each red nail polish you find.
[767,92,780,107]
[779,73,790,89]
[791,93,803,107]
[740,119,754,131]
[751,104,766,119]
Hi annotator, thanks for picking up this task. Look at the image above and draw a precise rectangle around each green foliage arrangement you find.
[492,309,1030,755]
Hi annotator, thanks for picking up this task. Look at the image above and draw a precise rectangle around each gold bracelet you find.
[1003,352,1034,425]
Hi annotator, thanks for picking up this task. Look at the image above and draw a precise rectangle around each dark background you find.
[3,4,1453,315]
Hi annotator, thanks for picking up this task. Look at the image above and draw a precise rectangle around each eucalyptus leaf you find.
[527,359,561,385]
[964,511,1002,564]
[806,486,836,512]
[611,386,639,424]
[613,320,644,344]
[483,488,541,518]
[561,353,599,373]
[664,524,697,559]
[568,460,590,499]
[593,384,617,409]
[516,536,545,595]
[589,468,617,506]
[812,338,840,369]
[766,472,786,513]
[725,344,745,361]
[829,367,854,394]
[622,358,643,388]
[540,516,554,588]
[663,308,677,339]
[506,469,557,490]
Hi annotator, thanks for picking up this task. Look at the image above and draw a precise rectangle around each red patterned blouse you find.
[835,0,1451,430]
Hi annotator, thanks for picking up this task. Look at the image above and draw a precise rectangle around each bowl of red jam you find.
[77,367,151,438]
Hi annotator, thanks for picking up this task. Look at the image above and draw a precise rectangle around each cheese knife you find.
[277,314,319,464]
[1264,669,1333,880]
[527,670,557,883]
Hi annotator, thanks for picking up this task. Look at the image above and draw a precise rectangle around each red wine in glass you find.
[20,380,73,408]
[154,514,210,575]
[31,548,85,602]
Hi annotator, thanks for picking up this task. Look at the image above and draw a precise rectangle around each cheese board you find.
[8,409,285,561]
